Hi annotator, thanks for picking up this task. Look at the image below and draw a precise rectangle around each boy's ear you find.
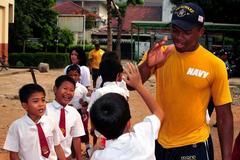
[199,27,205,37]
[116,73,123,82]
[53,86,57,95]
[124,120,131,132]
[22,102,28,111]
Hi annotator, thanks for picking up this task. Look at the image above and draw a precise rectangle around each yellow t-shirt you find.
[89,49,105,69]
[149,45,232,148]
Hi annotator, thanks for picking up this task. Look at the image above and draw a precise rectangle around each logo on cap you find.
[175,5,195,18]
[171,3,204,30]
[177,8,187,17]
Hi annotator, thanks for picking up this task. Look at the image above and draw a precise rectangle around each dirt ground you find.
[0,68,240,160]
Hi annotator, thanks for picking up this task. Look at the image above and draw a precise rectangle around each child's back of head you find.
[90,93,131,139]
[19,83,45,103]
[101,51,120,62]
[99,53,123,84]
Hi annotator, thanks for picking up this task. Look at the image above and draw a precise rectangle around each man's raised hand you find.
[147,36,174,68]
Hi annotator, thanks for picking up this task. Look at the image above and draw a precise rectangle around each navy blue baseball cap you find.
[171,3,205,31]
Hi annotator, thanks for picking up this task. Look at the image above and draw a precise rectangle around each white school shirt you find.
[88,81,129,111]
[91,115,161,160]
[69,82,90,110]
[46,100,85,157]
[64,65,91,87]
[95,76,130,97]
[4,114,63,160]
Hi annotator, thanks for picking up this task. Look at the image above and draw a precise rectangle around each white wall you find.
[162,0,174,22]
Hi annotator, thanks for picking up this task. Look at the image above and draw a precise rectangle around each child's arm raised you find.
[124,63,164,122]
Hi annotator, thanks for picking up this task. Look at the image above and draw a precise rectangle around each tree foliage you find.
[9,0,58,53]
[58,28,74,53]
[86,16,96,29]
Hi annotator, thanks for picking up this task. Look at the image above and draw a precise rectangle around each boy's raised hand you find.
[123,63,143,90]
[147,36,174,68]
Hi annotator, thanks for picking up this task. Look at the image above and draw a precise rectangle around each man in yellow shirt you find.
[88,43,105,88]
[138,2,233,160]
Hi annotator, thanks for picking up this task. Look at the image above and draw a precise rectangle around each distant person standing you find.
[64,48,91,90]
[88,43,105,88]
[219,49,233,78]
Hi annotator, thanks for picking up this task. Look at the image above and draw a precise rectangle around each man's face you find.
[95,45,100,50]
[171,25,204,52]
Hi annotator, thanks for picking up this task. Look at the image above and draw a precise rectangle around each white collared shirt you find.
[46,100,85,157]
[91,115,161,160]
[64,65,91,87]
[69,82,90,110]
[95,76,130,98]
[88,81,129,111]
[4,114,63,160]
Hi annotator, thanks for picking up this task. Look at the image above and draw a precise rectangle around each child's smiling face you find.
[54,81,75,107]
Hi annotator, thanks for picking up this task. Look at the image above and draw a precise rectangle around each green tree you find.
[9,0,58,53]
[58,28,74,53]
[9,0,33,53]
[30,0,58,52]
[86,16,96,29]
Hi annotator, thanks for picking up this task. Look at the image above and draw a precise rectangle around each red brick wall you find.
[0,43,8,64]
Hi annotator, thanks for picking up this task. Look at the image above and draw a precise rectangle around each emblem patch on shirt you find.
[60,128,65,135]
[186,67,209,78]
[42,146,50,155]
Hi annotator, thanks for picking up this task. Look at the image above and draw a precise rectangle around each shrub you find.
[9,52,70,69]
[16,61,25,67]
[69,44,95,52]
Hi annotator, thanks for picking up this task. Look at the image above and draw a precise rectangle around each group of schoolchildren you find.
[4,49,240,160]
[3,50,164,160]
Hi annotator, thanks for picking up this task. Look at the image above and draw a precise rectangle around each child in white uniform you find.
[66,64,91,156]
[88,52,129,145]
[64,48,91,89]
[88,52,129,111]
[90,63,164,160]
[4,84,65,160]
[46,75,85,159]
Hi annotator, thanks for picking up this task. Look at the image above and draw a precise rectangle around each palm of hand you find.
[147,44,174,68]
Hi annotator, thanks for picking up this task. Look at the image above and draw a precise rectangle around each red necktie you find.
[36,123,50,158]
[59,108,66,137]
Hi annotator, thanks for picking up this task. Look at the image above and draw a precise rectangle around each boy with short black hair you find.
[4,83,65,160]
[88,52,129,110]
[88,52,129,145]
[95,52,128,95]
[66,64,91,156]
[46,75,85,160]
[90,63,164,160]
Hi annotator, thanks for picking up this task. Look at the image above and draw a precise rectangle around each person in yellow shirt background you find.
[88,43,105,88]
